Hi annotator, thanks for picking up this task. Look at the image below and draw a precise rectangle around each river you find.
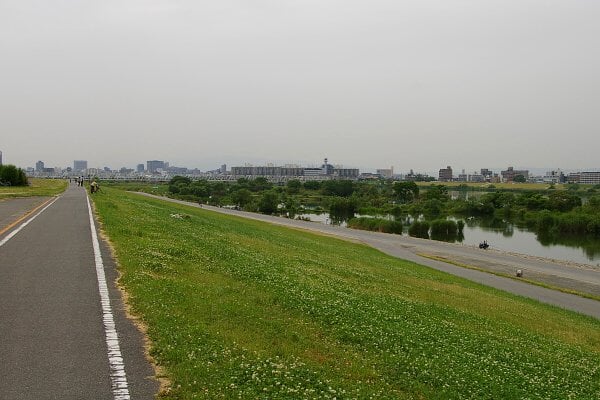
[298,213,600,266]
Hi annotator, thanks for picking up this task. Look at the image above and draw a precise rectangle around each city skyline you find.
[12,153,599,179]
[2,1,599,174]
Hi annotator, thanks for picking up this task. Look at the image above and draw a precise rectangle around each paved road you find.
[0,196,50,234]
[0,184,158,399]
[138,193,600,320]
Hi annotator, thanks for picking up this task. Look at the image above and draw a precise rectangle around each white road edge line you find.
[0,196,60,248]
[86,195,131,400]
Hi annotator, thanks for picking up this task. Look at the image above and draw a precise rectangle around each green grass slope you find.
[92,188,600,399]
[0,178,67,199]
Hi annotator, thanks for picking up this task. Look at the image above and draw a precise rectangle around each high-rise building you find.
[137,164,145,173]
[0,150,3,165]
[147,160,165,173]
[73,160,88,172]
[438,166,453,182]
[36,160,45,172]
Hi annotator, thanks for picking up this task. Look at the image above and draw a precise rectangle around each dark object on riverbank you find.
[479,241,489,249]
[516,269,523,277]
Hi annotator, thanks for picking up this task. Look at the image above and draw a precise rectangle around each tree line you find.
[165,176,600,240]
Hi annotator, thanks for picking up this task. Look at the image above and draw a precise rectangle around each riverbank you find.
[135,192,600,310]
[93,188,600,399]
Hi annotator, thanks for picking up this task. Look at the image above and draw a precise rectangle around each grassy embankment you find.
[92,188,600,399]
[0,178,68,199]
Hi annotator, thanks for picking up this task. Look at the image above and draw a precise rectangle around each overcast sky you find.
[1,0,599,175]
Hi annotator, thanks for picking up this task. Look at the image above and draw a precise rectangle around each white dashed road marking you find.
[87,196,131,400]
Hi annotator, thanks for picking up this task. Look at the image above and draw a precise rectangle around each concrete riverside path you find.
[137,193,600,320]
[0,183,158,399]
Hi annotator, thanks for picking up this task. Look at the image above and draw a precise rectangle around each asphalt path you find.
[0,184,158,399]
[0,196,50,234]
[137,193,600,320]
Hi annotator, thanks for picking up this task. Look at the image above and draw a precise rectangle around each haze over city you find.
[2,1,599,174]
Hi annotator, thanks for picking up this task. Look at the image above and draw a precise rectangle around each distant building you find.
[231,158,359,179]
[231,166,304,177]
[567,172,581,183]
[322,158,334,175]
[580,171,600,185]
[220,164,227,174]
[137,164,145,173]
[543,170,565,184]
[73,160,87,172]
[333,168,359,178]
[501,167,529,182]
[438,166,453,182]
[147,160,166,173]
[468,173,485,182]
[358,173,381,180]
[166,166,188,175]
[0,150,3,165]
[36,160,45,172]
[303,168,322,177]
[480,169,493,181]
[376,167,394,178]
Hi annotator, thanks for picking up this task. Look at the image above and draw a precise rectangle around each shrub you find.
[0,164,28,186]
[347,217,402,234]
[430,219,459,240]
[408,221,430,239]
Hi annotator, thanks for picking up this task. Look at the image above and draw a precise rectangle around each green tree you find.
[513,174,526,183]
[189,181,210,198]
[422,185,449,201]
[231,188,253,208]
[286,179,302,194]
[547,191,581,212]
[258,191,279,214]
[322,180,354,197]
[328,196,357,223]
[249,177,272,192]
[282,195,300,218]
[303,180,321,190]
[519,192,548,211]
[168,176,191,193]
[393,181,419,203]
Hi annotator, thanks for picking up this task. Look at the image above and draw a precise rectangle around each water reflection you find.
[462,216,514,237]
[536,231,600,260]
[298,212,600,264]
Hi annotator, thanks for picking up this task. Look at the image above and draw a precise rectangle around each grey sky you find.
[2,0,599,175]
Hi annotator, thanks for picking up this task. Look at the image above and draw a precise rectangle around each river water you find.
[298,213,600,266]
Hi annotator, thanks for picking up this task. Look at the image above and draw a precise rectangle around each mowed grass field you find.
[0,178,67,199]
[92,188,600,399]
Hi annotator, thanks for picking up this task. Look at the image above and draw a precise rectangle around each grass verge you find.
[0,178,67,199]
[92,188,600,399]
